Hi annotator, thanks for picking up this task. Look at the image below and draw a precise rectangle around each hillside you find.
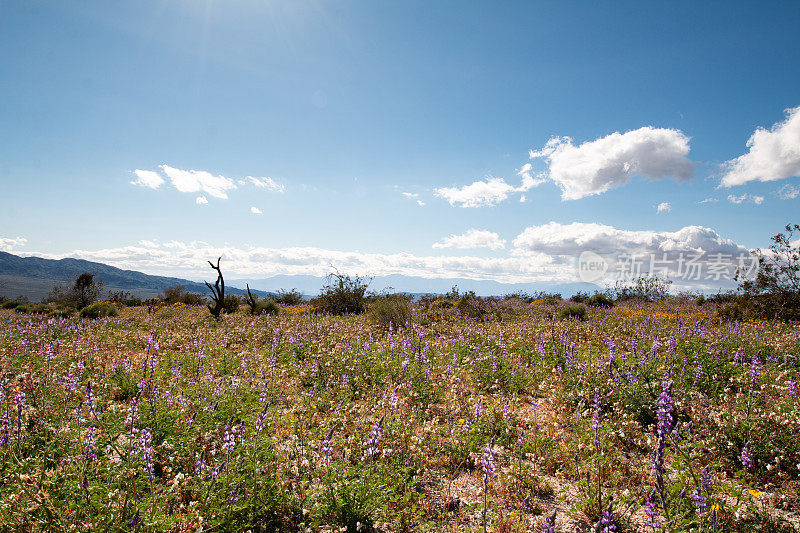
[0,251,269,302]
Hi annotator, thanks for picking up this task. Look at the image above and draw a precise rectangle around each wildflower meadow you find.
[1,298,799,531]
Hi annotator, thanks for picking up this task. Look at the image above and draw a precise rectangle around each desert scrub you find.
[0,299,798,531]
[79,300,119,318]
[368,294,412,330]
[558,303,587,320]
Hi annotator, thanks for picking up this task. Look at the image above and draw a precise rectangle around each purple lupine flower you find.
[750,352,761,391]
[789,379,798,397]
[519,496,532,513]
[598,499,618,532]
[389,388,398,414]
[130,509,141,528]
[83,426,99,462]
[474,401,482,421]
[741,442,753,469]
[540,510,556,533]
[481,437,496,489]
[365,416,384,457]
[321,427,334,465]
[131,428,154,479]
[652,369,675,498]
[691,486,707,515]
[254,406,269,435]
[0,413,9,447]
[643,490,661,529]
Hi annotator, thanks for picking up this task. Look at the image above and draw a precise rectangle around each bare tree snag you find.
[205,257,225,319]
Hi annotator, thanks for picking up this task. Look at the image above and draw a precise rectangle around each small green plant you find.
[586,293,614,308]
[368,294,411,330]
[558,303,587,321]
[80,301,119,318]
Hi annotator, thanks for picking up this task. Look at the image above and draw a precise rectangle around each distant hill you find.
[0,251,270,302]
[231,274,601,298]
[0,250,602,303]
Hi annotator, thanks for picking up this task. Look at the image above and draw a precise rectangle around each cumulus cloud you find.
[433,229,506,250]
[0,237,27,252]
[720,106,800,187]
[529,126,694,200]
[25,241,562,284]
[657,202,672,214]
[196,196,208,205]
[727,193,764,205]
[512,222,746,257]
[434,177,516,208]
[512,222,750,289]
[131,169,164,189]
[698,198,718,204]
[159,165,237,199]
[131,165,285,200]
[243,176,285,193]
[416,200,425,207]
[250,206,263,214]
[17,221,753,290]
[434,165,545,208]
[776,183,800,200]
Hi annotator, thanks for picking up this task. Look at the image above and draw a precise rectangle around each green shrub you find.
[558,303,587,321]
[368,294,412,330]
[222,294,242,314]
[586,293,614,307]
[253,299,280,315]
[570,291,589,303]
[275,289,304,306]
[455,291,487,320]
[312,273,370,315]
[80,301,119,319]
[1,300,21,309]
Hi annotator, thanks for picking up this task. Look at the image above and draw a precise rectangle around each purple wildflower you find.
[481,437,496,489]
[321,427,334,465]
[643,490,661,529]
[366,416,384,457]
[741,442,753,469]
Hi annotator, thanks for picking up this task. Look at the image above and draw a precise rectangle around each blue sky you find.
[1,1,799,288]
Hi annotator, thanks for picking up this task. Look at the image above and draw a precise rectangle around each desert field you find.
[1,298,798,532]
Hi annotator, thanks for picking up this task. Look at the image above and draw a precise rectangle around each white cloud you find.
[196,196,208,205]
[657,202,672,214]
[512,222,749,289]
[25,241,561,284]
[720,106,800,187]
[727,193,764,205]
[401,192,419,199]
[433,229,506,250]
[434,166,545,208]
[520,195,527,203]
[698,197,718,204]
[416,200,425,207]
[0,237,27,252]
[250,206,263,214]
[159,165,237,199]
[777,183,800,200]
[244,176,285,193]
[512,222,744,257]
[529,126,694,200]
[434,177,516,207]
[131,169,164,189]
[517,163,547,191]
[17,221,752,290]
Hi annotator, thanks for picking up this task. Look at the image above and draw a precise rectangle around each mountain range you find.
[0,251,600,302]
